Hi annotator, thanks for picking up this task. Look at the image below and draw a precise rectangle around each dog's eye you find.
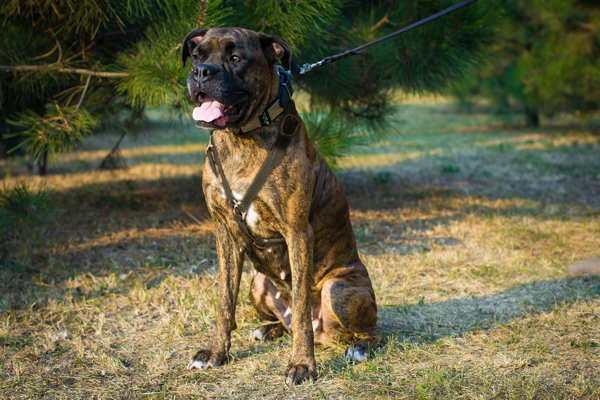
[231,55,241,63]
[192,54,200,61]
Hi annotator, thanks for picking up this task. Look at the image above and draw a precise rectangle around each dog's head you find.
[182,27,300,131]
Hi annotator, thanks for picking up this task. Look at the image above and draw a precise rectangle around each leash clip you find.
[299,61,324,75]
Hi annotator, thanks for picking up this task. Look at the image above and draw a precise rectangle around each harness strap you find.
[206,136,234,207]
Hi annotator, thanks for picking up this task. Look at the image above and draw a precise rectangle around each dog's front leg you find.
[188,229,244,370]
[284,226,317,384]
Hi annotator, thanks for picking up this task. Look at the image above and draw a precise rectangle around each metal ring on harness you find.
[232,201,247,221]
[280,114,300,138]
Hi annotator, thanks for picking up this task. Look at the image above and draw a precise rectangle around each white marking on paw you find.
[275,291,281,299]
[346,348,367,362]
[280,271,286,280]
[249,329,265,341]
[283,307,291,317]
[188,359,208,370]
[353,350,367,362]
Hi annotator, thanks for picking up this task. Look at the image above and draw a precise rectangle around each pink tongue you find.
[193,95,225,123]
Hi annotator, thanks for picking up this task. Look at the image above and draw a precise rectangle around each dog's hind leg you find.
[248,271,291,341]
[321,275,384,362]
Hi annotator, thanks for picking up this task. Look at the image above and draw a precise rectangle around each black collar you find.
[237,68,293,134]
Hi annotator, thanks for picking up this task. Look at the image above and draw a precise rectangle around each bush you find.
[0,181,61,235]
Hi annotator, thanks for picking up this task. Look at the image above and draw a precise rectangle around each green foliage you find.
[224,0,343,48]
[6,102,98,159]
[0,181,61,235]
[1,0,500,165]
[301,109,365,169]
[296,0,500,122]
[0,0,202,158]
[452,0,600,121]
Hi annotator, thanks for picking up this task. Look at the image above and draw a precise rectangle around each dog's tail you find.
[569,258,600,276]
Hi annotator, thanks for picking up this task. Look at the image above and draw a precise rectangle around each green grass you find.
[0,99,599,399]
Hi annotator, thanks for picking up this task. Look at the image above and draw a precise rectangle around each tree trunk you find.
[497,91,510,115]
[525,105,539,128]
[99,130,128,170]
[29,149,48,176]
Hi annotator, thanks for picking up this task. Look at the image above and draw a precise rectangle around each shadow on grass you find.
[2,133,599,316]
[340,138,600,212]
[380,275,600,343]
[1,165,595,308]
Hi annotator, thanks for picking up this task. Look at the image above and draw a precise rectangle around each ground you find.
[1,99,599,399]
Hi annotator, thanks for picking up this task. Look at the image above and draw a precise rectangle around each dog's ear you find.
[181,29,209,67]
[257,32,300,78]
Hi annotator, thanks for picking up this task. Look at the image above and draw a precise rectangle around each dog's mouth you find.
[192,91,246,128]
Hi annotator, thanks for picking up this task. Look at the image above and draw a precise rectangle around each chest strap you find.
[205,115,329,250]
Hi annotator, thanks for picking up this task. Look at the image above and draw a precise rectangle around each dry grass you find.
[1,101,599,399]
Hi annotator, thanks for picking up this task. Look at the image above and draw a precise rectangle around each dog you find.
[182,27,383,384]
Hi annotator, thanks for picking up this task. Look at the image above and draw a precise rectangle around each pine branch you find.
[49,29,63,64]
[196,0,209,29]
[371,13,390,32]
[52,75,92,135]
[0,65,128,78]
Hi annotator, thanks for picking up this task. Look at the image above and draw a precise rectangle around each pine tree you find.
[1,0,499,169]
[452,0,600,127]
[296,0,498,122]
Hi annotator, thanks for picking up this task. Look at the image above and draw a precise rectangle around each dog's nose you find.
[194,64,217,82]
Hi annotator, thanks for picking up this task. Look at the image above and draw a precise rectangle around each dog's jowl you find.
[182,27,383,384]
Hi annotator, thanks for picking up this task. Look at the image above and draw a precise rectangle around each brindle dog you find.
[182,27,383,384]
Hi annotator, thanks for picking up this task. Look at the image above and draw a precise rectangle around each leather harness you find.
[205,69,328,250]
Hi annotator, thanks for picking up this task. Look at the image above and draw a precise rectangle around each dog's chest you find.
[203,158,281,241]
[223,188,260,229]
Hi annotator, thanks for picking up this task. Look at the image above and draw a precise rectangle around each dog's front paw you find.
[284,362,317,384]
[187,349,227,370]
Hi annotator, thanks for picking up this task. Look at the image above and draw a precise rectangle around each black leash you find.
[299,0,479,75]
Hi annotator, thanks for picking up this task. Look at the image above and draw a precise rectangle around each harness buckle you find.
[232,201,247,221]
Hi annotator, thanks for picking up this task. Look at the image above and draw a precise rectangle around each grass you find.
[1,98,599,399]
